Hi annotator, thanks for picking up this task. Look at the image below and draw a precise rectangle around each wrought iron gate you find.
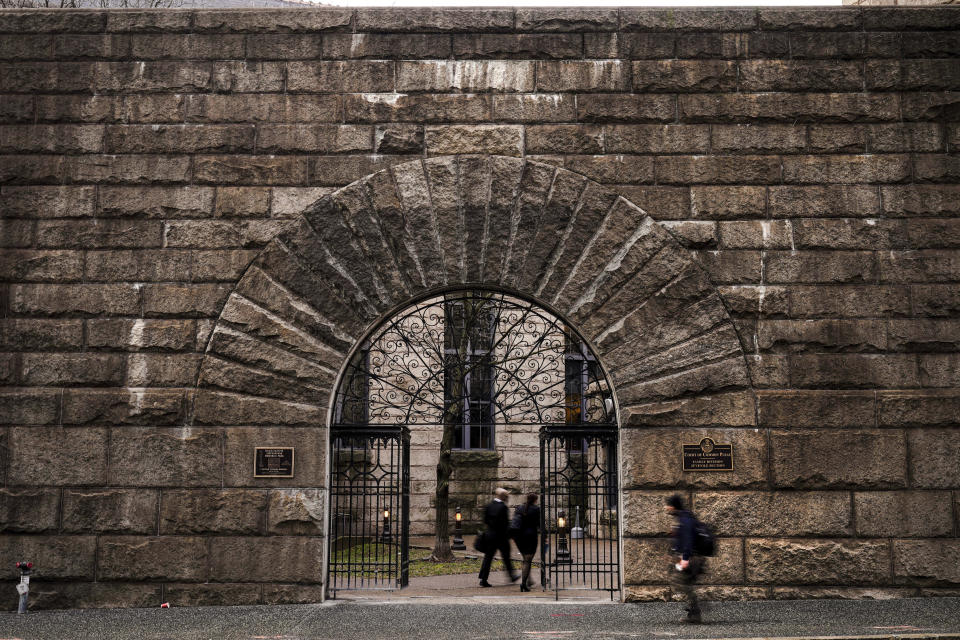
[540,425,620,599]
[328,426,410,596]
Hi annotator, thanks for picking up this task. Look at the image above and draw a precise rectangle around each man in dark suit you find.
[478,487,519,587]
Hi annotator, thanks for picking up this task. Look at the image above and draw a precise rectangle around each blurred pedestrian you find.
[513,493,540,591]
[666,494,707,624]
[478,487,519,587]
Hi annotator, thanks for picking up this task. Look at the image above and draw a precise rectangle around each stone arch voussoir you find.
[190,154,756,534]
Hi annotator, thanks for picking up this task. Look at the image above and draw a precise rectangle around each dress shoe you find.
[520,584,530,592]
[479,580,492,587]
[509,573,521,582]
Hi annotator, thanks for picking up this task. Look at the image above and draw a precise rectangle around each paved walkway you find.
[1,597,958,640]
[335,571,611,600]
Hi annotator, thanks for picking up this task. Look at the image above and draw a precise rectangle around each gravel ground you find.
[1,597,959,640]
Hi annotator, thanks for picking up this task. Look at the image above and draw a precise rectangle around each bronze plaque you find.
[254,447,295,478]
[682,438,733,471]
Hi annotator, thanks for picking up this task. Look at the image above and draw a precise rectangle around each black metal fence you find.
[328,426,410,596]
[540,425,620,599]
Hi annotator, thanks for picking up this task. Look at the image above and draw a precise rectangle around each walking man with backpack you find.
[666,494,712,624]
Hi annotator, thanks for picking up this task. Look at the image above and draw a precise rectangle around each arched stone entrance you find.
[192,155,752,602]
[325,287,621,597]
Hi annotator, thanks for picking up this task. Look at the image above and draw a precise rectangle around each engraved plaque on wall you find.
[254,447,295,478]
[682,438,733,471]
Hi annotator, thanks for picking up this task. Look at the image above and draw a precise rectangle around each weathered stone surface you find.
[694,491,852,537]
[747,539,890,585]
[202,338,331,402]
[771,587,915,601]
[624,537,742,585]
[617,358,750,406]
[0,489,60,533]
[267,489,324,535]
[62,490,158,534]
[516,8,618,32]
[907,429,960,489]
[98,536,208,581]
[0,535,96,580]
[164,583,261,607]
[88,318,195,352]
[9,427,107,486]
[613,325,743,391]
[9,582,162,611]
[10,283,139,316]
[758,392,875,428]
[160,489,266,535]
[261,584,326,604]
[788,354,919,389]
[893,540,960,586]
[98,186,214,219]
[398,61,533,93]
[591,264,716,359]
[718,220,792,250]
[84,249,192,282]
[344,93,491,124]
[425,125,522,156]
[223,427,325,488]
[0,318,83,351]
[621,490,675,537]
[355,8,512,33]
[621,428,767,490]
[855,491,953,538]
[623,586,671,602]
[194,156,308,186]
[622,537,672,584]
[538,61,630,92]
[210,537,324,582]
[879,391,960,428]
[127,353,202,387]
[696,586,770,602]
[770,430,907,489]
[454,34,582,59]
[577,94,676,123]
[622,392,756,429]
[621,8,757,32]
[217,294,343,371]
[679,92,899,124]
[634,60,736,93]
[142,284,232,318]
[108,428,221,487]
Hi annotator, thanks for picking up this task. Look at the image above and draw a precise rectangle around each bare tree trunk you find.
[431,296,479,562]
[430,414,456,562]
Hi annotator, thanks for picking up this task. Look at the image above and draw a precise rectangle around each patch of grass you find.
[332,541,517,578]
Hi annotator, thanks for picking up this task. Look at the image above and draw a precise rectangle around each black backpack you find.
[693,517,716,557]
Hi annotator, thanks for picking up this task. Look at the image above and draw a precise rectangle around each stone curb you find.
[720,636,960,640]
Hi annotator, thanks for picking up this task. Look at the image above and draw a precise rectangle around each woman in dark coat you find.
[514,493,540,591]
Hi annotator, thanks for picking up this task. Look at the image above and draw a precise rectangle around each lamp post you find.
[452,505,466,550]
[555,510,572,564]
[380,509,391,543]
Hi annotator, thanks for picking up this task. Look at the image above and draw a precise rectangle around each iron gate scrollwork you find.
[327,289,620,597]
[328,426,410,595]
[541,425,620,599]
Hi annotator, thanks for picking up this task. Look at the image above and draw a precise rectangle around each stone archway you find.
[191,155,753,601]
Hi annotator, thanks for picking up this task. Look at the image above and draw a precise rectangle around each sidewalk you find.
[1,597,958,640]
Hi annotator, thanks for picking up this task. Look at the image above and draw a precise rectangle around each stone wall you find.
[1,6,959,609]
